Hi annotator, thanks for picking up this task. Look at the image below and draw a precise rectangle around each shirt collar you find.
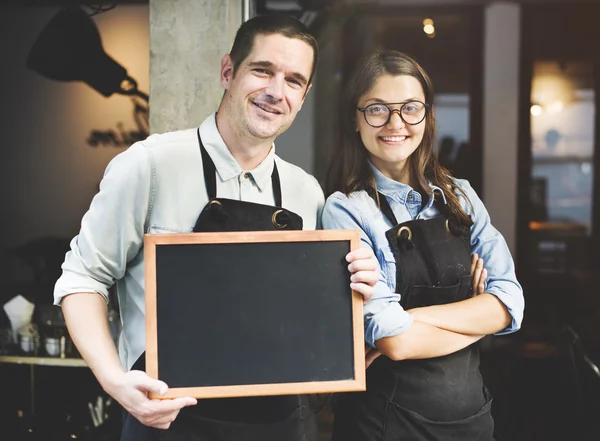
[198,113,276,191]
[369,161,447,205]
[248,146,277,192]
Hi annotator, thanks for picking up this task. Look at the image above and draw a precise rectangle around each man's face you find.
[220,33,314,142]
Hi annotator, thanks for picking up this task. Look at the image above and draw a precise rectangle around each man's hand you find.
[470,254,487,296]
[346,248,379,303]
[107,370,197,430]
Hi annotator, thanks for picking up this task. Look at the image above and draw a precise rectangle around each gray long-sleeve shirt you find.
[54,113,325,370]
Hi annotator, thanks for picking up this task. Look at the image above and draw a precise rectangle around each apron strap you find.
[272,162,282,209]
[197,128,283,207]
[379,191,398,226]
[199,129,218,200]
[365,186,398,225]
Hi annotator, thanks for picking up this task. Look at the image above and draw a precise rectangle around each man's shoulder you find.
[139,127,199,152]
[112,128,202,181]
[274,155,322,194]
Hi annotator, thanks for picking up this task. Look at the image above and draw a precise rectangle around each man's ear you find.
[220,54,234,89]
[300,82,313,107]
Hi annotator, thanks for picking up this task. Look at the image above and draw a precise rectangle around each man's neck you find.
[215,112,273,171]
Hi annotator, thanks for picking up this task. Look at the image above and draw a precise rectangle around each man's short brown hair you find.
[229,15,319,85]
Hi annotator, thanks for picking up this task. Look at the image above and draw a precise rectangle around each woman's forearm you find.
[375,320,484,361]
[408,293,511,336]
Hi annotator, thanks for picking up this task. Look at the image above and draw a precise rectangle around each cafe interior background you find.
[0,0,599,439]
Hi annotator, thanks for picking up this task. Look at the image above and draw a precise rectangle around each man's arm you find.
[62,293,196,429]
[54,144,195,429]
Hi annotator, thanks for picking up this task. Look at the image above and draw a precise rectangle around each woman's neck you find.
[371,157,413,187]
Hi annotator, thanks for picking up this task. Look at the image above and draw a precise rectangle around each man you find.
[54,15,378,441]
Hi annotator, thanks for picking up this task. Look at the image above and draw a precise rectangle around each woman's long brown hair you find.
[326,50,473,227]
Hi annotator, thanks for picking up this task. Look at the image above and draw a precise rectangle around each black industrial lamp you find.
[26,7,148,101]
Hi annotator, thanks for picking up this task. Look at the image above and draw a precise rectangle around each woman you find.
[322,50,524,440]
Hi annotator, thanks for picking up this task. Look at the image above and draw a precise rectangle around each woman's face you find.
[356,74,426,181]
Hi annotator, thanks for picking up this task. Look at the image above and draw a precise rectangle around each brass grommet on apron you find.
[397,226,412,241]
[272,210,288,228]
[208,199,228,222]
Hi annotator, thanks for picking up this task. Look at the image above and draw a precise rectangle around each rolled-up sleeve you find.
[322,192,413,348]
[53,142,153,305]
[458,179,525,334]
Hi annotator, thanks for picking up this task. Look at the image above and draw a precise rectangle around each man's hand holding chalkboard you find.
[109,370,197,430]
[347,247,381,367]
[61,293,198,430]
[347,247,379,303]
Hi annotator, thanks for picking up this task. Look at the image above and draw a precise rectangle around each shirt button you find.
[408,194,413,200]
[243,173,250,179]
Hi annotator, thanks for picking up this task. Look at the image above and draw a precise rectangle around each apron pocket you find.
[405,274,471,309]
[160,404,312,441]
[384,387,494,441]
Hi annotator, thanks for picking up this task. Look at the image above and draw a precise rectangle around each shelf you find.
[0,355,87,367]
[529,221,588,233]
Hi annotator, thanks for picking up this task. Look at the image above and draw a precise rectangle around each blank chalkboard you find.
[144,230,365,399]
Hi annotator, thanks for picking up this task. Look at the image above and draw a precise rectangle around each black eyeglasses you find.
[357,101,429,127]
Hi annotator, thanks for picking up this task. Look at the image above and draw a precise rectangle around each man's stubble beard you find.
[226,93,289,142]
[245,118,280,140]
[241,105,284,141]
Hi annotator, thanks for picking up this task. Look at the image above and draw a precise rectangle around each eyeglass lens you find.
[364,101,426,127]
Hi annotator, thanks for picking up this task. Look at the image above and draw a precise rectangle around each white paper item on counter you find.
[3,295,35,344]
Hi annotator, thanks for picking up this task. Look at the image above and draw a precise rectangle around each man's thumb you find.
[135,374,168,396]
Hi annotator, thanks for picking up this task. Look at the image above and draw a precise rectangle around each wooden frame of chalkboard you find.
[144,230,365,399]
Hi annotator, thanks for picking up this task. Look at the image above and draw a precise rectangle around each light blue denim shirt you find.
[322,163,524,348]
[54,114,325,370]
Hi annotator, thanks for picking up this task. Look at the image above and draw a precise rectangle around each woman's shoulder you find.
[446,177,486,217]
[447,176,480,201]
[325,189,376,210]
[449,176,475,193]
[323,189,379,226]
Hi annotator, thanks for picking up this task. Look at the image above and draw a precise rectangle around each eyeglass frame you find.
[356,100,430,127]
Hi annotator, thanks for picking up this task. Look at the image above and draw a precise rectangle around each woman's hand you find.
[470,253,487,295]
[365,343,382,368]
[409,254,488,322]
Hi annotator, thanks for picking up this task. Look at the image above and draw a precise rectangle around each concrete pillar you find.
[483,2,521,254]
[149,0,242,133]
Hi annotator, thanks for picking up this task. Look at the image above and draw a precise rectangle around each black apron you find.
[331,190,494,441]
[121,131,316,441]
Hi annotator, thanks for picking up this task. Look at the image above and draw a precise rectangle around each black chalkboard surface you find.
[144,230,365,399]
